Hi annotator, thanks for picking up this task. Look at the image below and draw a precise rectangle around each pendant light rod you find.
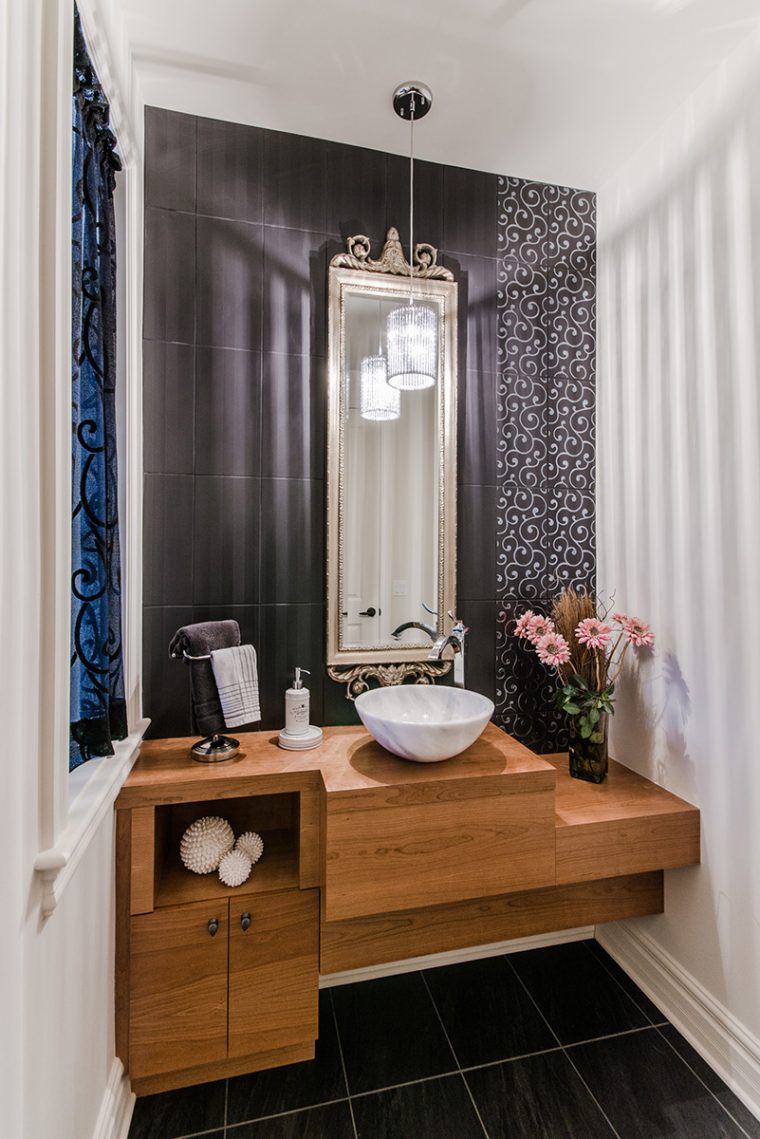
[392,83,433,306]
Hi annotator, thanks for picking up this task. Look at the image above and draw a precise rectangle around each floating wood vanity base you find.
[115,724,699,1092]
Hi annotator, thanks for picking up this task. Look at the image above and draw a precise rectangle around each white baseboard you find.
[319,925,594,987]
[596,923,760,1123]
[91,1059,134,1139]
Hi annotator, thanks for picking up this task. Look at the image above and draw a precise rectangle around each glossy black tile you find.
[443,166,497,258]
[196,216,263,351]
[331,972,456,1095]
[466,1049,615,1139]
[226,1100,355,1139]
[259,604,325,730]
[143,341,195,474]
[323,673,362,728]
[386,155,444,253]
[262,227,330,357]
[459,601,497,704]
[459,370,498,487]
[142,606,194,739]
[197,114,263,222]
[143,208,195,344]
[442,252,497,374]
[352,1074,485,1139]
[657,1025,760,1138]
[195,346,261,477]
[325,141,387,243]
[509,941,650,1044]
[143,474,194,606]
[259,478,324,605]
[571,1029,747,1138]
[228,991,346,1123]
[584,940,664,1024]
[424,955,557,1067]
[262,130,328,232]
[193,475,260,606]
[261,353,326,480]
[127,1078,225,1139]
[457,484,496,602]
[144,106,196,213]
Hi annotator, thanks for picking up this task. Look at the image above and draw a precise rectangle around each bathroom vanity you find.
[114,724,699,1094]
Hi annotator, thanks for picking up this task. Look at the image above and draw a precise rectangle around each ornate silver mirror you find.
[326,228,458,678]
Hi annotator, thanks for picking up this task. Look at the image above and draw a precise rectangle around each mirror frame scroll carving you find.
[326,228,458,674]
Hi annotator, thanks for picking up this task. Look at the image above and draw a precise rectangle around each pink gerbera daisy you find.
[576,617,612,650]
[625,618,655,648]
[536,631,571,668]
[514,610,536,638]
[527,614,555,643]
[612,611,629,625]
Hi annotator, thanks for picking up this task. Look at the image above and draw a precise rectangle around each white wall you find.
[597,24,760,1096]
[1,3,143,1138]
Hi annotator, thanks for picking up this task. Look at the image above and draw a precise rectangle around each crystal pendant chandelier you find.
[386,82,438,391]
[360,353,400,421]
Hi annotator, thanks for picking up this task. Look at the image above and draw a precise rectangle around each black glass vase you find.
[568,712,609,784]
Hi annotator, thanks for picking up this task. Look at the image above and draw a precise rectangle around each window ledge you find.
[34,717,150,917]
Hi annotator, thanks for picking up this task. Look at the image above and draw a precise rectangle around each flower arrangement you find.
[514,589,654,781]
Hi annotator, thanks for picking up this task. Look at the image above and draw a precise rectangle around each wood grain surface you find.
[320,872,664,973]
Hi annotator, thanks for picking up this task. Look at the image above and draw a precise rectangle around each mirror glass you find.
[327,247,457,667]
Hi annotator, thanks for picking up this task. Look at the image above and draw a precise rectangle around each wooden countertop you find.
[116,722,555,808]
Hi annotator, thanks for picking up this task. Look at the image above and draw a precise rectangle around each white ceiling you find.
[119,0,760,189]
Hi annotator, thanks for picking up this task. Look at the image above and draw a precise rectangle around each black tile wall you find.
[142,108,595,744]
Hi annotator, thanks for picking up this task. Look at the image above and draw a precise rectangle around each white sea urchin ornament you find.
[218,848,252,888]
[235,831,264,865]
[180,816,234,875]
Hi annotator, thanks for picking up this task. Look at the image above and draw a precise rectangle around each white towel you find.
[210,644,261,728]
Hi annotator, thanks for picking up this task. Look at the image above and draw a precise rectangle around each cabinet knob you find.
[207,917,219,937]
[240,912,251,932]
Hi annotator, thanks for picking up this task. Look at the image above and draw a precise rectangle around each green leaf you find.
[564,702,581,715]
[580,723,593,739]
[588,708,600,725]
[590,731,604,744]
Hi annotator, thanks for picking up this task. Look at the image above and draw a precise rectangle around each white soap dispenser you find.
[278,667,324,751]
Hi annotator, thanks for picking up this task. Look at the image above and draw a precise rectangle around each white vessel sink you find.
[354,685,495,763]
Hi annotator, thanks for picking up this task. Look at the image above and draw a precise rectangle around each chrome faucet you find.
[428,614,468,688]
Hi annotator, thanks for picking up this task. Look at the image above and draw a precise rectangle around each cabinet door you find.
[130,901,228,1078]
[228,889,318,1059]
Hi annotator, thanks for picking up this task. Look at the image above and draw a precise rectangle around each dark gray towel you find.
[169,620,241,736]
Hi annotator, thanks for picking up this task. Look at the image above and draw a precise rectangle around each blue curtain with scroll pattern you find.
[70,8,126,771]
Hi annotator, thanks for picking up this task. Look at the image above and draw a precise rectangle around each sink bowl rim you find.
[354,686,495,729]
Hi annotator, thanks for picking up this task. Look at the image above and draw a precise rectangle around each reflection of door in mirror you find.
[341,291,440,650]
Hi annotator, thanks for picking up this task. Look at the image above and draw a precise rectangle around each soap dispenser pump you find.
[278,667,324,751]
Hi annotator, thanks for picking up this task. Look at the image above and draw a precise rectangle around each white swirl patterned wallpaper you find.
[495,176,597,751]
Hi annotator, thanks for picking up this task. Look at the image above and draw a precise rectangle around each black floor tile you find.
[658,1025,760,1138]
[466,1049,616,1139]
[330,973,457,1095]
[227,991,347,1124]
[227,1100,355,1139]
[509,940,650,1044]
[571,1029,748,1138]
[127,1079,226,1139]
[352,1074,485,1139]
[423,956,557,1067]
[585,939,665,1023]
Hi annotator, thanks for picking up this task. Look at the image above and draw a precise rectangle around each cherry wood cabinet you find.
[130,901,229,1079]
[116,724,700,1094]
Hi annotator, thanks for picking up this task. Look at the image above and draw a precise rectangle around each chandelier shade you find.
[386,303,437,390]
[359,354,400,420]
